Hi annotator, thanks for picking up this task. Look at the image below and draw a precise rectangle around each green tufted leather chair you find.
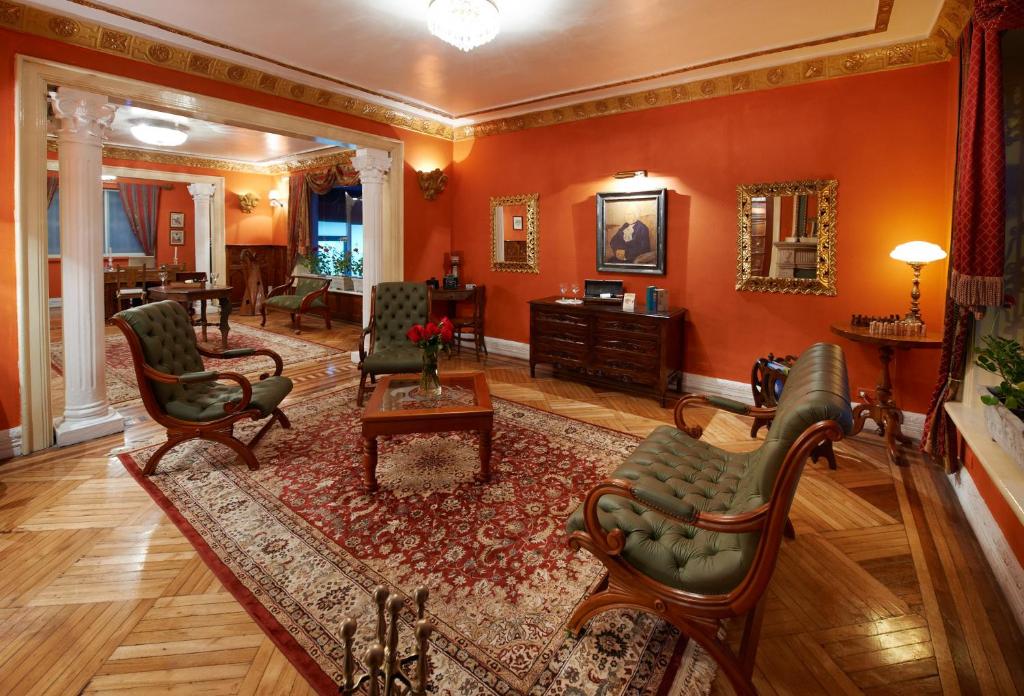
[566,342,854,696]
[113,300,294,475]
[261,275,331,333]
[357,282,430,406]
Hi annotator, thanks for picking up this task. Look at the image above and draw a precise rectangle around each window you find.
[313,185,363,273]
[47,189,145,256]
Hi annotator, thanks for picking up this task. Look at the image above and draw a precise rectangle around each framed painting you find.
[512,215,524,231]
[596,189,666,274]
[169,229,185,246]
[169,211,185,227]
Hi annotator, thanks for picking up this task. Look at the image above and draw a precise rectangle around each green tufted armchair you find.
[357,282,430,406]
[113,300,294,475]
[566,342,854,696]
[261,275,332,333]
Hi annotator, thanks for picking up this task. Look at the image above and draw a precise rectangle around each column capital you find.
[353,148,392,185]
[49,87,116,146]
[187,182,217,199]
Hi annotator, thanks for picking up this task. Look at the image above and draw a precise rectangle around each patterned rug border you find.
[117,382,710,694]
[117,453,339,695]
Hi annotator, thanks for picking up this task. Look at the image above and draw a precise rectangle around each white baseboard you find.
[0,426,23,460]
[949,468,1024,632]
[48,298,62,308]
[485,336,925,439]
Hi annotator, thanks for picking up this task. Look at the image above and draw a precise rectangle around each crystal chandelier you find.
[427,0,500,52]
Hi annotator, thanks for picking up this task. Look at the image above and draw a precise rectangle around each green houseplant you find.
[296,247,338,277]
[976,334,1024,466]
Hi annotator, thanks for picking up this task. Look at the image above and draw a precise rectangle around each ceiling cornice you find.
[46,137,356,174]
[2,0,970,144]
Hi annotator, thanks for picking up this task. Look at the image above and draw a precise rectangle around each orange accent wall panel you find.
[451,62,959,414]
[961,440,1024,567]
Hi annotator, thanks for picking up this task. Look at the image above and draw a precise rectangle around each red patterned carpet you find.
[51,323,345,406]
[119,385,716,695]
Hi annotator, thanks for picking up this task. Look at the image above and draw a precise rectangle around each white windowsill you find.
[945,399,1024,527]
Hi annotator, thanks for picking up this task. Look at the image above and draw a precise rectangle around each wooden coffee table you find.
[360,371,494,492]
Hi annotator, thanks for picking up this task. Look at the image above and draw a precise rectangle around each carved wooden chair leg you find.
[295,314,303,333]
[812,440,838,469]
[274,408,291,430]
[357,372,368,407]
[248,414,281,450]
[143,433,189,475]
[784,517,796,539]
[682,620,757,696]
[260,305,268,327]
[566,586,635,637]
[738,600,766,677]
[207,430,260,471]
[323,309,332,329]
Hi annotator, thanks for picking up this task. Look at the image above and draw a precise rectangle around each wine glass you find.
[209,272,219,286]
[158,270,168,286]
[570,282,580,303]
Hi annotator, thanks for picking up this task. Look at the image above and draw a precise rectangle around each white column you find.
[50,88,124,446]
[352,148,393,360]
[188,183,216,278]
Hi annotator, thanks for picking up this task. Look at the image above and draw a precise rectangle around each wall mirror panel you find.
[490,193,539,273]
[736,179,837,296]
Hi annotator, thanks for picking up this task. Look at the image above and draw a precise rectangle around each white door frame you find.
[15,56,405,454]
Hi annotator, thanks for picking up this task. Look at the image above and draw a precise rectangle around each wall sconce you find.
[268,189,285,208]
[613,169,648,179]
[417,168,448,200]
[238,192,260,213]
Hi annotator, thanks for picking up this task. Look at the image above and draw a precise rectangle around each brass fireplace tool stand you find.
[340,586,433,696]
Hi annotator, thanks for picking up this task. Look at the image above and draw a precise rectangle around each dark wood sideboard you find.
[529,297,686,405]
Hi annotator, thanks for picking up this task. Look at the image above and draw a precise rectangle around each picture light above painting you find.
[596,189,667,275]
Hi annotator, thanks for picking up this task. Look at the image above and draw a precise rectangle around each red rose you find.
[406,325,423,343]
[424,322,439,337]
[440,326,454,343]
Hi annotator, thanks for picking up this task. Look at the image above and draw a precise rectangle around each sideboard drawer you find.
[596,314,659,337]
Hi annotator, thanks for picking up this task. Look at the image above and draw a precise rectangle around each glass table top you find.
[379,377,479,412]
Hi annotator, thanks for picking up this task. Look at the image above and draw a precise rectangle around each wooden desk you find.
[830,322,942,464]
[430,286,478,318]
[148,285,234,348]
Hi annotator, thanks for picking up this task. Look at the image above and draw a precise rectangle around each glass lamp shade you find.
[889,241,947,265]
[427,0,500,52]
[129,121,189,147]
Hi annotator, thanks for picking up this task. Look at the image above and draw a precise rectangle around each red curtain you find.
[117,183,161,256]
[286,163,360,263]
[921,0,1024,463]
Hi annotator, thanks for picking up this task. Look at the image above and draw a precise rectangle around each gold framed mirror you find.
[736,179,838,296]
[490,193,539,273]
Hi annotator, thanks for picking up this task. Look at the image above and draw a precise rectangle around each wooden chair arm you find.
[358,321,374,364]
[141,365,254,414]
[196,345,284,378]
[266,277,295,298]
[572,478,770,557]
[673,394,777,439]
[299,281,330,312]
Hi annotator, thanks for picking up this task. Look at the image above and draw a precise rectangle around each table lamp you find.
[889,241,947,323]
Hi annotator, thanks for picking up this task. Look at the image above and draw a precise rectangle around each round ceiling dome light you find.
[427,0,499,52]
[129,120,189,147]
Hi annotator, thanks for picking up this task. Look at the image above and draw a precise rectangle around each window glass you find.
[46,188,145,256]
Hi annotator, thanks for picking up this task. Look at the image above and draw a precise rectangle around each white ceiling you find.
[31,0,946,121]
[49,104,337,163]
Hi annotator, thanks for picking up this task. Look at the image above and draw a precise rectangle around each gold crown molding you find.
[0,0,454,141]
[455,0,970,140]
[46,138,356,175]
[1,0,971,145]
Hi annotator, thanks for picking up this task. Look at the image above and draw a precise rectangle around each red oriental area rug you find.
[119,386,716,695]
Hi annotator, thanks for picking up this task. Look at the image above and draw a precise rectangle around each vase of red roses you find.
[406,317,454,397]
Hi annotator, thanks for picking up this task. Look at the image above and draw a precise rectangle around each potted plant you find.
[350,255,364,293]
[332,252,354,291]
[296,247,337,277]
[976,334,1024,466]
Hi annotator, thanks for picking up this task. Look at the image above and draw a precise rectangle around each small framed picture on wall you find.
[169,211,185,227]
[169,229,185,246]
[512,215,524,231]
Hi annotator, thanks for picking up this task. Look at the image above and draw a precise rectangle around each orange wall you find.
[0,26,454,431]
[452,62,958,413]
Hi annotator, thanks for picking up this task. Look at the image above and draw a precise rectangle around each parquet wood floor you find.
[3,312,1022,695]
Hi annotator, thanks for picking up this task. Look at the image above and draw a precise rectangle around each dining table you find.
[147,284,234,348]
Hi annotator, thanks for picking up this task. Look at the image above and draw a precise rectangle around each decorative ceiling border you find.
[0,0,455,140]
[455,0,971,140]
[1,0,970,144]
[46,137,355,175]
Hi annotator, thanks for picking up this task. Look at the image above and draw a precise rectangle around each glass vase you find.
[420,347,442,397]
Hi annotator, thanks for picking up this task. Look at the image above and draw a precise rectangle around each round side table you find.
[829,323,942,465]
